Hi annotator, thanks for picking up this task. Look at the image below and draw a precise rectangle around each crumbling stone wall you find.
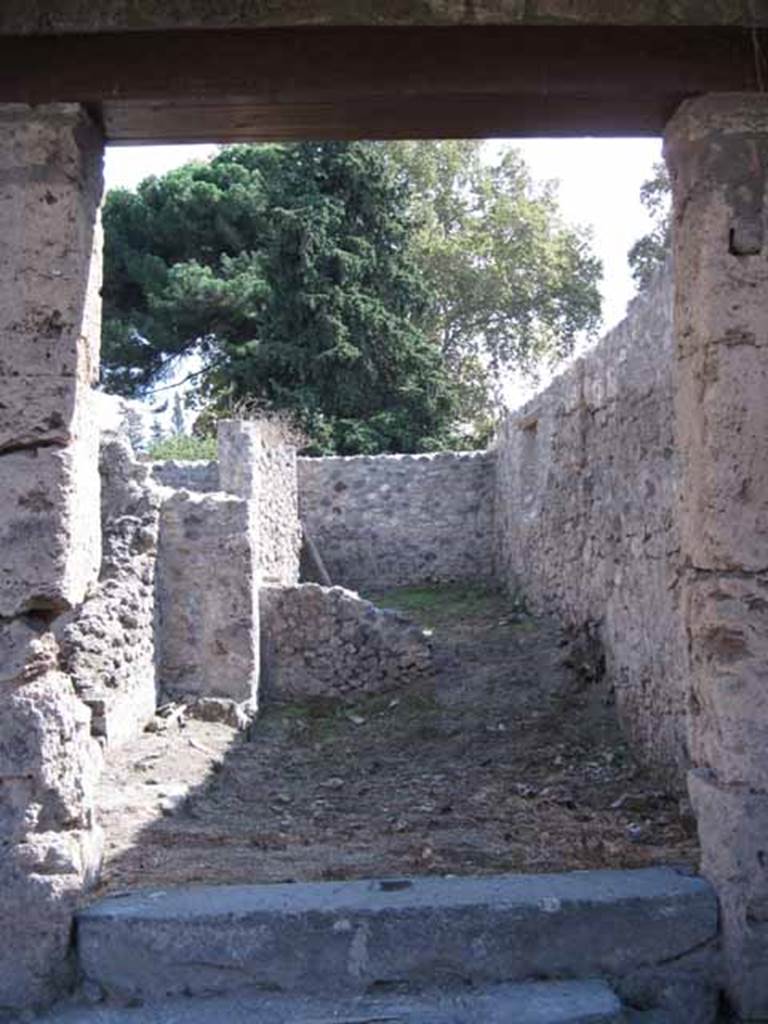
[298,452,495,590]
[260,584,432,700]
[151,459,219,493]
[60,435,160,748]
[0,103,105,1011]
[494,269,687,786]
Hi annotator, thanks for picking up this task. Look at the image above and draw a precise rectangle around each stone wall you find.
[494,269,687,786]
[0,104,105,1012]
[665,95,768,1018]
[260,584,432,701]
[157,490,260,705]
[150,459,219,494]
[219,420,301,585]
[60,436,160,748]
[298,451,495,591]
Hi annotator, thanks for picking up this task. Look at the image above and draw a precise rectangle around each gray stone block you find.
[0,672,102,840]
[34,980,624,1023]
[0,419,100,617]
[0,105,103,385]
[78,869,717,1002]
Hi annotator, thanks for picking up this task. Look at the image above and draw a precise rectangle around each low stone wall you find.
[60,436,161,747]
[150,459,219,493]
[260,584,432,701]
[494,269,687,785]
[298,452,494,591]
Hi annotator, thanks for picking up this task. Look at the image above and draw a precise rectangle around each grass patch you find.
[366,582,506,631]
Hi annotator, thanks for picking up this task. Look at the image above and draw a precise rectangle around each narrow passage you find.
[96,585,698,894]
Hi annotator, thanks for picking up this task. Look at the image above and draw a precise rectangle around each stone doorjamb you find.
[0,102,105,1011]
[665,93,768,1019]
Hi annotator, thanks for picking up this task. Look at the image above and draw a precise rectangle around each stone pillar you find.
[218,419,301,584]
[218,418,263,500]
[157,489,260,704]
[0,105,104,1010]
[665,94,768,1019]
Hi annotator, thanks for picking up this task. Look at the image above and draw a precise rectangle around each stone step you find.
[38,980,624,1023]
[77,868,717,1004]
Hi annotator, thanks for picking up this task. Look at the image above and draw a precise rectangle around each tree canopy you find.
[102,141,602,453]
[627,161,671,290]
[385,142,601,418]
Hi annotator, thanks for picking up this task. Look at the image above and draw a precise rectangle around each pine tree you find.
[102,143,456,454]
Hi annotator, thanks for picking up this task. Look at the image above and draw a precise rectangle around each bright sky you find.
[104,137,662,335]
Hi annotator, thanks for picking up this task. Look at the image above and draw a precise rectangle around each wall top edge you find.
[297,450,494,465]
[499,262,674,425]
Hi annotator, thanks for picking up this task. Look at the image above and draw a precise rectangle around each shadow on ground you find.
[93,584,699,897]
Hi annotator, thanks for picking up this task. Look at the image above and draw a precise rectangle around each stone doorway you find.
[1,9,768,1016]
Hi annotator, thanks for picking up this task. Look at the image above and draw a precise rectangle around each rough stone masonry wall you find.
[151,458,219,494]
[153,421,299,707]
[494,269,687,786]
[157,489,260,705]
[298,452,495,591]
[0,104,105,1012]
[219,420,301,585]
[60,435,161,748]
[260,584,432,701]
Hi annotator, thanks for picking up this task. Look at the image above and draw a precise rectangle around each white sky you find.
[104,138,662,333]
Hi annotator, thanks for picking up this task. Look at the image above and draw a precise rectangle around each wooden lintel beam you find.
[0,25,763,141]
[102,94,679,144]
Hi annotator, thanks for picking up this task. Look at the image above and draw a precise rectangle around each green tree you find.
[102,141,603,451]
[627,161,672,291]
[102,143,457,455]
[385,141,602,429]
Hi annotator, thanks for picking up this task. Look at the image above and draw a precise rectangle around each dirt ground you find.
[94,584,699,895]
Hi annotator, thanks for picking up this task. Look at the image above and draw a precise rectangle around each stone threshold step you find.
[77,868,717,1003]
[37,980,624,1023]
